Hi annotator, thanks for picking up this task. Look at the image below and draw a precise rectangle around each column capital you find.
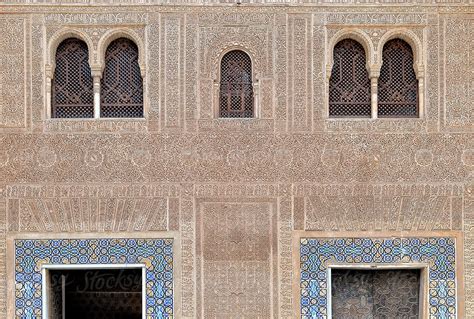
[369,70,380,79]
[90,65,103,79]
[368,63,381,78]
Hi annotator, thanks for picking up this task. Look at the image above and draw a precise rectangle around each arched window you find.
[219,50,254,118]
[52,38,94,118]
[101,38,143,118]
[378,39,418,117]
[329,39,371,117]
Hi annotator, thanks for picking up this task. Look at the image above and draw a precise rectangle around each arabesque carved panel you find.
[198,201,276,318]
[0,17,26,130]
[443,16,474,131]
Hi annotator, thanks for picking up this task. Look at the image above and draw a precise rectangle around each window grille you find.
[219,50,254,118]
[332,269,421,318]
[101,38,144,118]
[329,39,371,117]
[52,38,94,118]
[378,39,418,117]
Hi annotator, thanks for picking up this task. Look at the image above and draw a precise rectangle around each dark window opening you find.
[331,268,421,319]
[48,268,142,319]
[101,38,144,118]
[329,39,371,118]
[52,38,94,118]
[219,50,254,118]
[378,38,419,117]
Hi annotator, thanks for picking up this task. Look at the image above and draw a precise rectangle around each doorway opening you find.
[44,266,144,319]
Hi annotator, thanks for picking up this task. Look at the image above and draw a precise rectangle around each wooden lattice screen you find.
[378,39,419,117]
[219,50,254,118]
[52,38,94,118]
[100,38,144,118]
[329,39,371,118]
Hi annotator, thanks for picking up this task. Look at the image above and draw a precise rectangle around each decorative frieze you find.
[44,13,148,25]
[7,197,169,232]
[304,195,462,231]
[325,13,428,25]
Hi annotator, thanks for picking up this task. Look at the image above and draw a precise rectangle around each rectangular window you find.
[331,268,421,319]
[45,267,143,319]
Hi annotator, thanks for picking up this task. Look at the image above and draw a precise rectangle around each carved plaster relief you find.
[8,197,168,232]
[304,195,462,231]
[443,16,474,132]
[0,5,473,319]
[0,193,5,316]
[289,14,312,132]
[0,17,26,130]
[162,14,184,129]
[197,201,277,318]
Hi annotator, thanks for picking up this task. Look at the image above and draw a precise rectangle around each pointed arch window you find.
[101,38,144,118]
[52,38,94,118]
[378,39,418,117]
[329,39,371,118]
[219,50,254,118]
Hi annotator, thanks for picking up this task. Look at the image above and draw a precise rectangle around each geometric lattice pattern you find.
[332,268,421,318]
[300,237,457,319]
[101,38,144,118]
[14,238,173,318]
[378,39,418,117]
[329,39,371,117]
[219,50,254,118]
[52,38,94,118]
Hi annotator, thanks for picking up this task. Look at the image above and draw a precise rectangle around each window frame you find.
[215,47,260,119]
[325,29,425,123]
[46,29,147,122]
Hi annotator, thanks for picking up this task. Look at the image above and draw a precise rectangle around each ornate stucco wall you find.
[0,2,473,318]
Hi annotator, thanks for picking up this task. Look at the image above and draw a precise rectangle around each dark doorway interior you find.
[48,268,142,319]
[331,268,421,319]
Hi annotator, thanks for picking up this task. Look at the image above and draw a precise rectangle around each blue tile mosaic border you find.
[300,237,457,319]
[15,238,174,318]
